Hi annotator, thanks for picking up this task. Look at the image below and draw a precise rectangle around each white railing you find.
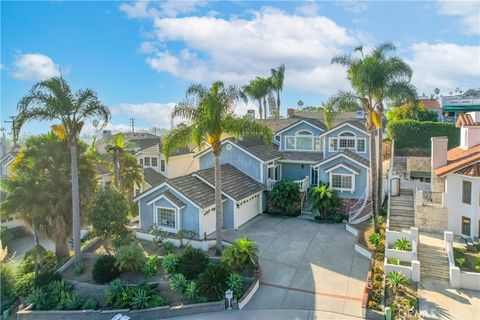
[267,176,310,192]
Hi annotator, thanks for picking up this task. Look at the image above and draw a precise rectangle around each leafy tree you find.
[1,133,96,259]
[308,184,342,219]
[88,186,130,243]
[162,81,271,254]
[106,133,137,190]
[386,101,438,122]
[268,178,301,216]
[119,152,143,199]
[15,77,110,264]
[330,43,417,232]
[115,242,146,272]
[270,64,285,119]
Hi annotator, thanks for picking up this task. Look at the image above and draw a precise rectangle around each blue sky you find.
[1,0,479,137]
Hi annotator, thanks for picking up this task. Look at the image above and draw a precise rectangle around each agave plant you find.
[368,233,381,248]
[393,238,411,251]
[169,274,187,293]
[386,271,407,294]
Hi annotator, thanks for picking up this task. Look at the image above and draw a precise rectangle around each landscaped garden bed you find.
[453,246,480,273]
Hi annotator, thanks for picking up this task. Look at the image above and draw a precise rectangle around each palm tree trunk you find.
[276,90,281,119]
[114,153,120,189]
[70,143,82,264]
[32,221,39,277]
[263,97,267,119]
[370,129,380,233]
[214,152,223,255]
[55,237,69,260]
[377,122,384,222]
[257,100,263,119]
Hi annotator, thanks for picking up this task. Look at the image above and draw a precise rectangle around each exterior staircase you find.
[300,196,315,220]
[389,188,415,231]
[418,241,450,282]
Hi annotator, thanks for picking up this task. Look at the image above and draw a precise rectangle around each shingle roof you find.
[167,174,220,208]
[434,144,480,177]
[195,164,265,201]
[316,149,370,168]
[256,117,327,133]
[279,151,323,163]
[329,120,367,132]
[143,168,167,187]
[131,137,193,157]
[455,162,480,177]
[419,99,441,110]
[225,138,283,161]
[324,161,360,173]
[291,111,366,126]
[163,190,186,208]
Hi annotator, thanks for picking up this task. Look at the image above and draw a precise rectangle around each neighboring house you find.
[95,163,113,187]
[418,112,480,237]
[418,96,442,121]
[0,151,17,179]
[291,108,366,127]
[134,164,264,237]
[0,151,23,229]
[132,136,199,180]
[441,94,480,122]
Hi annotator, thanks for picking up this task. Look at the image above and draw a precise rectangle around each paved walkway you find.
[7,233,55,260]
[218,215,370,318]
[164,308,363,319]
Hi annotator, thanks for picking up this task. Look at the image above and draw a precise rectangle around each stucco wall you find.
[323,124,369,160]
[444,174,480,236]
[406,156,431,179]
[198,142,262,182]
[166,154,199,178]
[415,204,448,233]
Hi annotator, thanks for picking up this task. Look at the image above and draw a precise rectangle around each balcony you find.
[267,176,310,192]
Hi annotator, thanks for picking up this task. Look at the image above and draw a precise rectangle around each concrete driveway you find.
[221,215,370,318]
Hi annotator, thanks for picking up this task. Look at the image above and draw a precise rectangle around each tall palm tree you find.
[163,81,272,254]
[330,43,416,232]
[120,152,143,199]
[14,77,110,264]
[242,77,271,119]
[270,64,285,119]
[106,133,136,190]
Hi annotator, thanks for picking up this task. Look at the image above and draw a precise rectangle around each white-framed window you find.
[339,132,356,150]
[144,157,151,166]
[160,159,166,172]
[139,158,144,166]
[357,138,366,153]
[156,207,177,231]
[329,138,338,152]
[330,173,354,192]
[284,130,322,151]
[151,157,158,167]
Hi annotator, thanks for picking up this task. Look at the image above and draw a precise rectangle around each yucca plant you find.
[169,274,187,293]
[162,253,179,274]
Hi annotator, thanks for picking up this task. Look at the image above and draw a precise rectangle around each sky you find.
[1,0,479,137]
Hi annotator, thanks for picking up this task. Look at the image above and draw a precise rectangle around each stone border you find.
[238,277,260,309]
[345,224,373,259]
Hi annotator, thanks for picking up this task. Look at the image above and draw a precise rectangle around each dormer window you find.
[284,130,323,151]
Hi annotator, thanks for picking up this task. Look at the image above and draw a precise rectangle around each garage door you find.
[235,193,261,229]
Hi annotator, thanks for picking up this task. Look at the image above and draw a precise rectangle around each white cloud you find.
[406,42,480,95]
[437,1,480,35]
[111,102,177,128]
[141,7,358,94]
[10,53,63,81]
[337,1,368,13]
[137,41,157,53]
[120,0,207,19]
[295,1,321,16]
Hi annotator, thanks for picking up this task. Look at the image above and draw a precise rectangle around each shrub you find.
[47,280,72,299]
[111,231,137,249]
[88,186,130,241]
[0,226,14,248]
[332,213,344,223]
[162,254,179,274]
[14,272,35,297]
[169,274,187,293]
[115,242,146,272]
[386,271,407,293]
[57,291,84,310]
[105,279,124,307]
[92,255,120,284]
[268,178,301,216]
[387,258,399,265]
[375,253,384,261]
[130,288,149,310]
[368,300,379,310]
[393,238,411,251]
[309,184,343,219]
[162,240,175,253]
[142,255,159,278]
[178,247,209,279]
[176,229,198,247]
[475,258,480,272]
[82,298,98,310]
[227,273,244,299]
[73,264,85,275]
[456,257,465,267]
[27,288,49,310]
[20,246,57,274]
[221,237,258,272]
[198,264,229,301]
[1,262,16,311]
[386,120,459,150]
[34,270,62,288]
[184,280,206,302]
[368,233,381,248]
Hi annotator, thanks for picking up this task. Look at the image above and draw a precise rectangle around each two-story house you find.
[134,116,372,239]
[418,112,480,238]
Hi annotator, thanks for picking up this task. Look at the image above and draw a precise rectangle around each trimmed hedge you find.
[386,120,460,149]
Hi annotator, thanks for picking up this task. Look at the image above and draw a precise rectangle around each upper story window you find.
[144,157,151,166]
[339,132,356,149]
[329,131,366,153]
[285,130,323,151]
[160,159,166,172]
[462,180,472,204]
[151,157,158,167]
[139,158,144,166]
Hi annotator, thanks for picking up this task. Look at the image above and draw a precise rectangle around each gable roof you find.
[434,144,480,177]
[162,191,186,208]
[274,118,327,135]
[279,151,323,163]
[257,117,327,134]
[455,113,479,127]
[194,164,265,201]
[313,149,370,169]
[320,120,367,136]
[132,137,193,157]
[143,168,167,187]
[324,162,360,174]
[455,162,480,177]
[225,138,283,161]
[166,174,220,208]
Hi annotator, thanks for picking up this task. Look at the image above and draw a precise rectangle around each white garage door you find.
[235,193,261,229]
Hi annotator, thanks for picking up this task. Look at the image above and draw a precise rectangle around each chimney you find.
[287,108,295,118]
[431,137,448,170]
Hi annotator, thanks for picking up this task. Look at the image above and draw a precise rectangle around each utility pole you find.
[129,117,135,133]
[4,116,17,146]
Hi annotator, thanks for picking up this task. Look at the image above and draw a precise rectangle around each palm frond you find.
[222,116,272,145]
[328,90,363,112]
[162,125,195,160]
[171,103,198,122]
[331,54,356,66]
